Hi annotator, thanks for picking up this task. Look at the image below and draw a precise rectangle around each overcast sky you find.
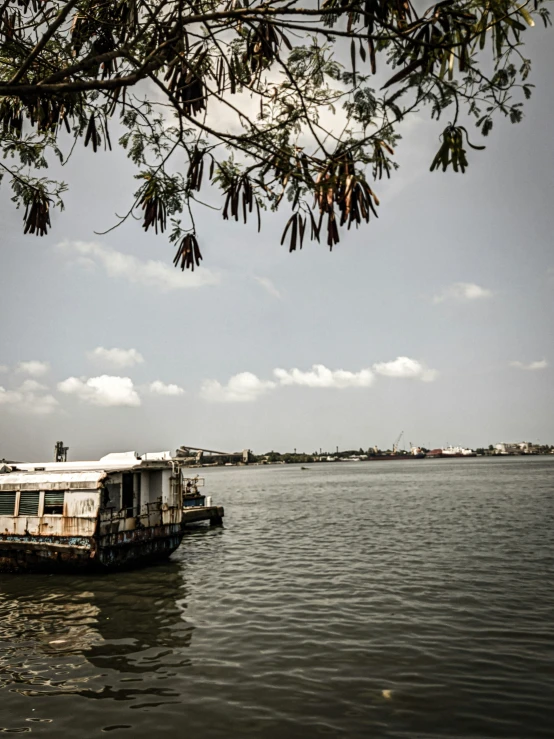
[1,29,553,462]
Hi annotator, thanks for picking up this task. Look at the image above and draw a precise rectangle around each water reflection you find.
[0,558,194,704]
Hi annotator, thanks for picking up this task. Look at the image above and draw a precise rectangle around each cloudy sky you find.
[1,28,553,461]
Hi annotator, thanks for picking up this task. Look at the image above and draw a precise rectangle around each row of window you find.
[0,491,65,517]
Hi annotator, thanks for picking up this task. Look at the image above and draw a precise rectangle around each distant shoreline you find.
[186,454,554,469]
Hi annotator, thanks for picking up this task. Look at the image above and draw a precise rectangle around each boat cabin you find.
[0,451,185,572]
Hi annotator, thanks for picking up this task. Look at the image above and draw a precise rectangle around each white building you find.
[494,442,533,455]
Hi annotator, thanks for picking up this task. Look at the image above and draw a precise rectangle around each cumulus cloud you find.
[149,380,185,396]
[202,357,438,401]
[433,282,493,304]
[0,381,58,415]
[510,359,548,371]
[253,276,282,299]
[372,357,438,382]
[58,375,141,407]
[274,364,374,388]
[88,346,144,369]
[200,372,276,403]
[16,360,50,377]
[57,240,220,292]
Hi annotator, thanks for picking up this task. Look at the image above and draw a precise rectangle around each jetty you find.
[182,475,224,526]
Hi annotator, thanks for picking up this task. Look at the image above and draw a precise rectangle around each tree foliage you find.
[0,0,550,268]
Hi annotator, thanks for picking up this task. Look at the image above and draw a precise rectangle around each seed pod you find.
[173,234,203,271]
[23,191,52,237]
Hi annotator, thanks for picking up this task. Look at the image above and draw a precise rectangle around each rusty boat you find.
[0,450,191,572]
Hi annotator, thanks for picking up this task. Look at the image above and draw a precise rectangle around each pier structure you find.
[176,445,252,465]
[181,474,224,527]
[182,505,224,526]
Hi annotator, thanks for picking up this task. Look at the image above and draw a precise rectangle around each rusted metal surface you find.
[0,534,95,572]
[0,520,185,572]
[97,524,184,568]
[1,514,98,537]
[0,499,185,573]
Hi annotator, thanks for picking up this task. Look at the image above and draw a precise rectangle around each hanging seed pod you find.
[372,140,394,179]
[187,150,204,192]
[308,208,321,242]
[280,212,307,253]
[84,113,100,152]
[173,234,203,271]
[0,97,24,136]
[23,191,52,237]
[139,176,167,234]
[430,125,485,173]
[222,176,254,224]
[244,21,283,78]
[180,72,207,117]
[326,211,340,250]
[338,177,379,229]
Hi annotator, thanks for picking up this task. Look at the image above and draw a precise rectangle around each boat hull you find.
[0,523,184,573]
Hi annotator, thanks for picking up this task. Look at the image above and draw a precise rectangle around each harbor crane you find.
[392,431,404,454]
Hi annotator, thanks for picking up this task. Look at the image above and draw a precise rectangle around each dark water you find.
[1,457,553,738]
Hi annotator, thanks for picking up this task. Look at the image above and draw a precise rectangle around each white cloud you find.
[16,360,50,377]
[200,372,276,403]
[88,347,145,369]
[18,379,47,392]
[372,357,438,382]
[200,357,438,402]
[433,282,493,304]
[149,380,185,396]
[274,364,374,388]
[0,381,58,415]
[0,387,20,406]
[253,276,282,299]
[0,365,7,373]
[58,375,141,407]
[57,240,220,292]
[510,360,548,371]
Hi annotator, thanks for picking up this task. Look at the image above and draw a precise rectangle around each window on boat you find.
[18,491,40,516]
[0,492,17,516]
[103,482,120,509]
[43,490,65,516]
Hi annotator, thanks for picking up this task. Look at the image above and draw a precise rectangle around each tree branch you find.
[9,0,81,85]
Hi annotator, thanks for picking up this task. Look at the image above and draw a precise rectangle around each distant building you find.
[494,442,533,455]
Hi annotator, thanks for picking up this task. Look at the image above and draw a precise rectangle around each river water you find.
[1,457,553,737]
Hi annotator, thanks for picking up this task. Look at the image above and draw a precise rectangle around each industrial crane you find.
[392,431,404,454]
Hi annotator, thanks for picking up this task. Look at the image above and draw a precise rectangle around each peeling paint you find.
[0,465,186,572]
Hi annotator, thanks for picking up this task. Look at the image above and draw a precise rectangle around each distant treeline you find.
[193,445,554,466]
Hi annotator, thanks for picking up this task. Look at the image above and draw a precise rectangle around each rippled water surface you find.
[1,457,554,737]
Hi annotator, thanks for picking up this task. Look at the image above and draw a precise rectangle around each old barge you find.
[0,451,223,572]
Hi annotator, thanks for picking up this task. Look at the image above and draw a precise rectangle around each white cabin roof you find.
[0,470,107,491]
[8,451,174,474]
